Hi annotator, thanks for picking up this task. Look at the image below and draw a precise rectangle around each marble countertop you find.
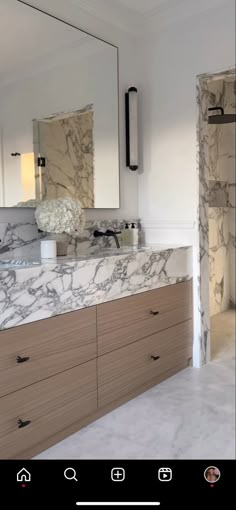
[0,246,149,269]
[0,244,189,269]
[0,244,193,331]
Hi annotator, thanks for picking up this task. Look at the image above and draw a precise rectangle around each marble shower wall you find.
[197,68,235,365]
[209,207,230,316]
[229,207,236,306]
[34,106,94,208]
[208,78,236,316]
[208,79,236,181]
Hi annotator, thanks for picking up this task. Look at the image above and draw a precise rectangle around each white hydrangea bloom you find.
[16,199,42,208]
[35,198,85,236]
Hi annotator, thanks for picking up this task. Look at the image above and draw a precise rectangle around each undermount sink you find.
[0,246,151,269]
[94,248,129,256]
[0,259,41,269]
[92,246,145,257]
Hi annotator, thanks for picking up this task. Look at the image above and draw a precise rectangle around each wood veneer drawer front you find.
[98,320,192,407]
[0,307,96,397]
[0,360,97,459]
[97,280,192,355]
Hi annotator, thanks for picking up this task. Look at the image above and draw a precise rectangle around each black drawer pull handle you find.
[16,356,30,364]
[17,419,31,429]
[150,310,159,316]
[151,355,160,361]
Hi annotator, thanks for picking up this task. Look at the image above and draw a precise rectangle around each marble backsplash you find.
[0,215,141,259]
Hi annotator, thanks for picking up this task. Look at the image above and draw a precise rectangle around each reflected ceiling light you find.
[125,87,138,171]
[21,153,35,201]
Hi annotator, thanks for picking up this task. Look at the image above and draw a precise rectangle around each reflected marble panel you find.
[36,106,94,208]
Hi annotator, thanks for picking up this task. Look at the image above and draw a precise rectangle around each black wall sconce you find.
[125,87,138,171]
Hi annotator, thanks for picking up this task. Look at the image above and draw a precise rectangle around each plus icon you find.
[111,467,125,482]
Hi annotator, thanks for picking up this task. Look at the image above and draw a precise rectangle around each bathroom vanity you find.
[0,2,194,460]
[0,245,193,459]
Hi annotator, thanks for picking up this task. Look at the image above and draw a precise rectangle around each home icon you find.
[17,468,31,482]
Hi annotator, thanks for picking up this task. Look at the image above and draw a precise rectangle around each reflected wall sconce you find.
[125,87,138,171]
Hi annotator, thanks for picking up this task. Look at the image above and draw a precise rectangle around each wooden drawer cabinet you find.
[0,360,97,459]
[0,280,193,458]
[97,280,192,355]
[98,320,192,407]
[0,307,96,397]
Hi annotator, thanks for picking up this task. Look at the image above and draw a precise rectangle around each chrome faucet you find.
[93,229,121,248]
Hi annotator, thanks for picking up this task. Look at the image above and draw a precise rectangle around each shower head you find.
[208,106,236,124]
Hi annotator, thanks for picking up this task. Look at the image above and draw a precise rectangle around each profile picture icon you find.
[204,466,221,483]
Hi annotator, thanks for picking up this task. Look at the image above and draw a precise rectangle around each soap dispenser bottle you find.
[122,223,131,246]
[131,222,139,246]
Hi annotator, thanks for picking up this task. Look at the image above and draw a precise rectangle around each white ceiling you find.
[68,0,222,36]
[115,0,167,15]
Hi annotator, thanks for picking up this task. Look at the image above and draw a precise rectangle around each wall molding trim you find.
[142,220,196,230]
[141,220,197,247]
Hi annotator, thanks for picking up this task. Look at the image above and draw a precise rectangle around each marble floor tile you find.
[35,311,235,460]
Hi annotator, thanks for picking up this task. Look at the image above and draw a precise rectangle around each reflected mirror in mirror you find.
[0,0,119,208]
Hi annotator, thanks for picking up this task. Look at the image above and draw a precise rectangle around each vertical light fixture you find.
[125,87,138,171]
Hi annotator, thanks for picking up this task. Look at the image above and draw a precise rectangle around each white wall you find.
[0,0,139,220]
[140,0,235,227]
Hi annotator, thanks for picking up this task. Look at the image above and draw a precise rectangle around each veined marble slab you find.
[209,207,230,316]
[197,68,235,365]
[0,217,140,259]
[35,106,95,207]
[0,245,192,331]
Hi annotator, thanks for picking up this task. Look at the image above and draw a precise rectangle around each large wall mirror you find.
[0,0,119,208]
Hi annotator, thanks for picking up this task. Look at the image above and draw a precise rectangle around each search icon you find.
[64,468,78,482]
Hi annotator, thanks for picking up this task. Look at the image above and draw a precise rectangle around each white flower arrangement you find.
[16,199,43,208]
[35,197,85,236]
